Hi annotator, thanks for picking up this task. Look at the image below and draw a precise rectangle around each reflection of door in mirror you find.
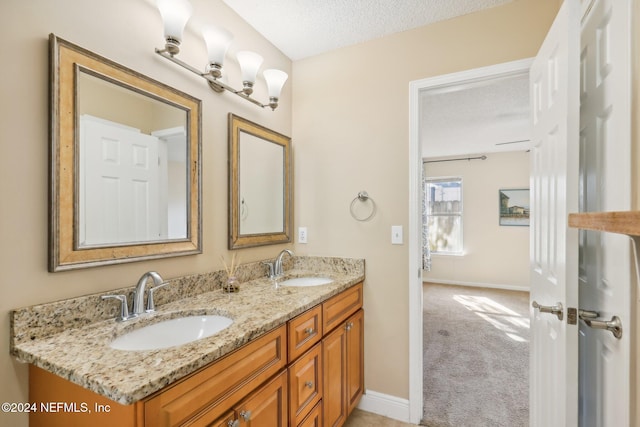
[77,70,188,247]
[239,131,284,235]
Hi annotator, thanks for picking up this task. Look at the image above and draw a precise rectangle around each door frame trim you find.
[408,57,533,423]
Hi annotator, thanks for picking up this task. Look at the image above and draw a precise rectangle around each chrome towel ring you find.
[350,191,377,221]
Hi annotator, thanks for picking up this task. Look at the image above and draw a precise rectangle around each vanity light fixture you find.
[154,0,288,110]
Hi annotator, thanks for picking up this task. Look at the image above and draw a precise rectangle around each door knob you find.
[532,301,563,321]
[578,310,623,339]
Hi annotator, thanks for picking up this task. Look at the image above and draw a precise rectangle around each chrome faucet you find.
[133,271,165,315]
[102,271,169,321]
[262,249,294,279]
[274,249,293,278]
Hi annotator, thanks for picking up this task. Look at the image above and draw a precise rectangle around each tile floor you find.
[344,409,419,427]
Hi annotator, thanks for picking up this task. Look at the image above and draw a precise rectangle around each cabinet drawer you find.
[193,371,288,427]
[234,370,288,427]
[288,305,322,362]
[322,283,363,333]
[288,343,323,426]
[205,410,235,427]
[298,401,322,427]
[145,325,286,427]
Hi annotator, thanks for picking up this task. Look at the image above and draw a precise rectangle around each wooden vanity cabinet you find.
[29,325,287,427]
[29,283,363,427]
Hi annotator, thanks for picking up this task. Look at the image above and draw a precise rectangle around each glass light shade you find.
[202,25,233,66]
[236,51,263,83]
[263,69,288,98]
[156,0,193,42]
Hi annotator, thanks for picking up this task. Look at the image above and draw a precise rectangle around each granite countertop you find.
[10,257,364,405]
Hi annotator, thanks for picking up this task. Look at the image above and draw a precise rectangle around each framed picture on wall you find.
[499,188,530,226]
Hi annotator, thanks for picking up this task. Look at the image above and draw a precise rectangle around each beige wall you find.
[292,0,558,400]
[0,1,291,426]
[424,151,530,290]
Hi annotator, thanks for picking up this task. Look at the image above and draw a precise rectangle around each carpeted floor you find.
[422,283,529,427]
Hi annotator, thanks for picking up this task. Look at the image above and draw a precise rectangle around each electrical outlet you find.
[391,225,403,244]
[298,227,308,243]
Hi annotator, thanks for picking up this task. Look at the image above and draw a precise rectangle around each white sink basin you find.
[110,315,233,351]
[279,277,333,287]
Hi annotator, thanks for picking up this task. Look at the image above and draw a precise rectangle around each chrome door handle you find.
[578,310,623,339]
[532,301,563,321]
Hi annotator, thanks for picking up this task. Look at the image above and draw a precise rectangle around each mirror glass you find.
[77,70,188,246]
[49,35,202,271]
[229,114,291,249]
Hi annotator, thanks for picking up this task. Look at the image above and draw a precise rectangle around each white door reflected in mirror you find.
[77,70,188,247]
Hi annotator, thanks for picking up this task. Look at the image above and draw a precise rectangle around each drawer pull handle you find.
[345,321,354,331]
[240,410,251,421]
[227,420,239,427]
[304,327,314,334]
[305,381,314,389]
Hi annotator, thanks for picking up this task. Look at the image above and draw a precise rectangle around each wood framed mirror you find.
[49,34,202,271]
[228,114,291,249]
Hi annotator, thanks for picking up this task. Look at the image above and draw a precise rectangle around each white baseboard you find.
[357,389,411,423]
[422,277,529,292]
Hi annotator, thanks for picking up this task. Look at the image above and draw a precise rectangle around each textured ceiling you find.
[222,0,516,60]
[420,72,531,158]
[221,0,529,157]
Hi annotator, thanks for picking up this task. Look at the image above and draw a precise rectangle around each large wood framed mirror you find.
[49,34,202,271]
[228,114,291,249]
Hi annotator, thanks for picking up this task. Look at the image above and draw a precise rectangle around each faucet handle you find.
[146,282,170,313]
[262,261,275,279]
[101,294,134,321]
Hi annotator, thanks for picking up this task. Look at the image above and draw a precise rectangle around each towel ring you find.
[350,191,377,221]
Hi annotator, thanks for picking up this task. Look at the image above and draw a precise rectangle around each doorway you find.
[408,58,533,423]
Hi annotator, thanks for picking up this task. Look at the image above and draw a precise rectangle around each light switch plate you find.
[391,225,403,244]
[298,227,308,243]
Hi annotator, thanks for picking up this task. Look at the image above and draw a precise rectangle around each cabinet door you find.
[346,309,364,414]
[322,324,347,427]
[236,370,288,427]
[289,343,323,426]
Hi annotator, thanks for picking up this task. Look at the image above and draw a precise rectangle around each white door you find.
[578,0,632,425]
[529,0,580,426]
[80,115,163,246]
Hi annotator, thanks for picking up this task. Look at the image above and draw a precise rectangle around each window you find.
[425,177,463,254]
